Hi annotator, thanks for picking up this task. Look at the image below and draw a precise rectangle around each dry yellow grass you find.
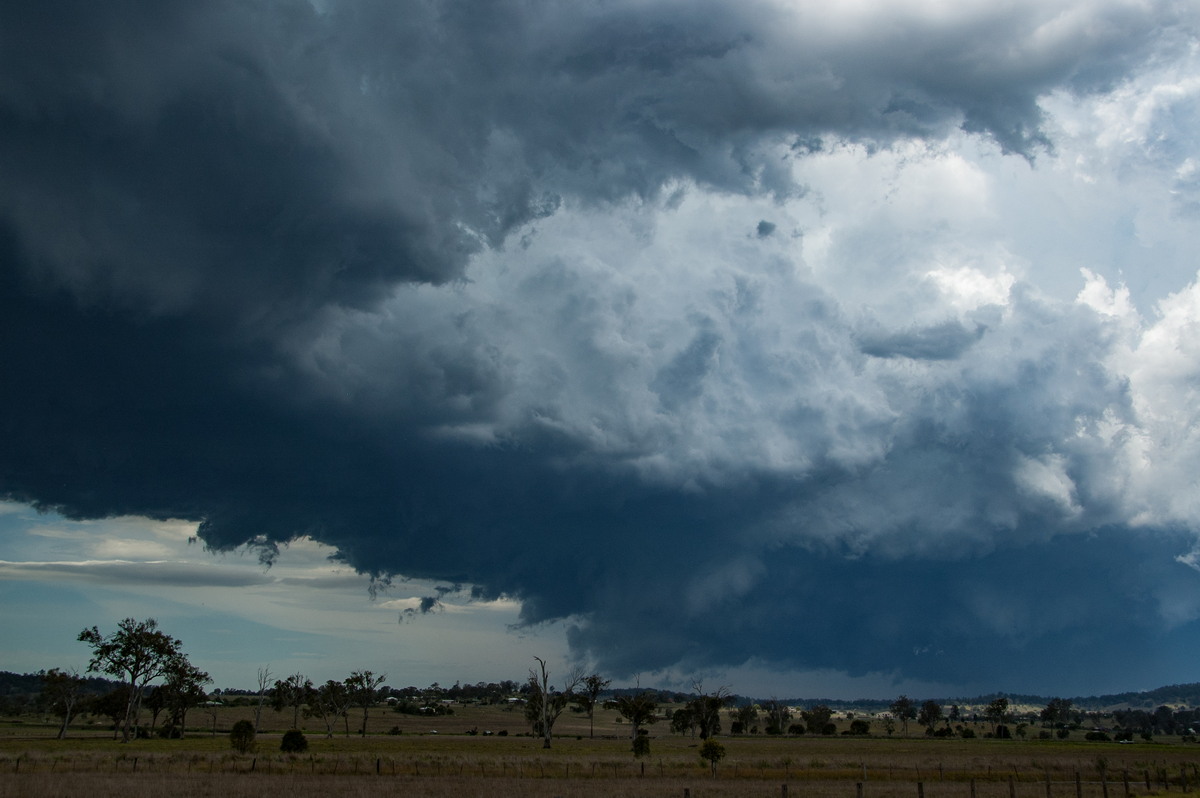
[4,704,1200,798]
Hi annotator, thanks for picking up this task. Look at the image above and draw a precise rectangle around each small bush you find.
[1085,731,1111,742]
[995,725,1012,739]
[1057,728,1070,739]
[961,728,976,739]
[229,720,255,753]
[788,724,805,735]
[848,719,871,735]
[821,723,837,735]
[387,725,402,735]
[632,733,651,758]
[280,729,309,753]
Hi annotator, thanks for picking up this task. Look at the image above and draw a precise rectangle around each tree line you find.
[13,617,1200,749]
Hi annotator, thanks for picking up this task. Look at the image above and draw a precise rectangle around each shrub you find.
[1056,728,1070,739]
[995,724,1012,739]
[961,728,976,739]
[280,729,309,753]
[1085,731,1111,742]
[788,724,805,735]
[849,719,871,735]
[632,732,651,758]
[821,723,837,735]
[229,720,255,753]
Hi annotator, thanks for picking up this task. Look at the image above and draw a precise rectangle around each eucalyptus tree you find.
[613,690,659,749]
[345,669,387,736]
[525,656,581,749]
[39,668,86,739]
[77,617,187,742]
[573,673,611,738]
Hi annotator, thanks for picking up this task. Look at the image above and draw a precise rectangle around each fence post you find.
[684,789,691,798]
[919,781,926,798]
[858,782,864,798]
[1101,771,1108,798]
[1046,770,1053,798]
[1145,771,1151,791]
[1182,767,1188,793]
[782,785,789,798]
[1076,771,1083,798]
[972,778,978,798]
[1122,770,1130,798]
[1011,774,1017,798]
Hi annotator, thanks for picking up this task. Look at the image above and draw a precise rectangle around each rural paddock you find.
[3,734,1200,798]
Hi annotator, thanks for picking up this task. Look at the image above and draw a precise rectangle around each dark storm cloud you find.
[2,0,1198,692]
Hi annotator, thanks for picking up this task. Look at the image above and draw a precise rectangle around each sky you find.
[3,0,1200,700]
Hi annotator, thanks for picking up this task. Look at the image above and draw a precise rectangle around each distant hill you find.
[768,683,1200,712]
[0,670,121,698]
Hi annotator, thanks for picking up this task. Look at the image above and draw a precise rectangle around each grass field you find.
[3,703,1200,798]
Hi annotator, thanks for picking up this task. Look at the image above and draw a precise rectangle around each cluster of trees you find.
[265,669,388,738]
[74,618,211,742]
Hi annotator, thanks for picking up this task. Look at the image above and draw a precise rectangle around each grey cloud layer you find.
[2,0,1199,692]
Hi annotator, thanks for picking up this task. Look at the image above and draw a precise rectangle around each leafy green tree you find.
[306,679,353,738]
[39,668,86,739]
[730,702,759,734]
[1041,697,1073,727]
[92,686,132,738]
[985,697,1010,734]
[159,658,210,738]
[802,704,834,734]
[918,700,943,734]
[612,691,658,751]
[271,673,314,729]
[345,670,386,736]
[890,695,916,735]
[699,738,726,776]
[78,618,187,742]
[671,706,697,736]
[573,673,611,738]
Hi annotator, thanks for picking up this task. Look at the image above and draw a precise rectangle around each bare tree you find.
[687,681,732,739]
[525,657,581,749]
[762,698,791,734]
[254,666,272,732]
